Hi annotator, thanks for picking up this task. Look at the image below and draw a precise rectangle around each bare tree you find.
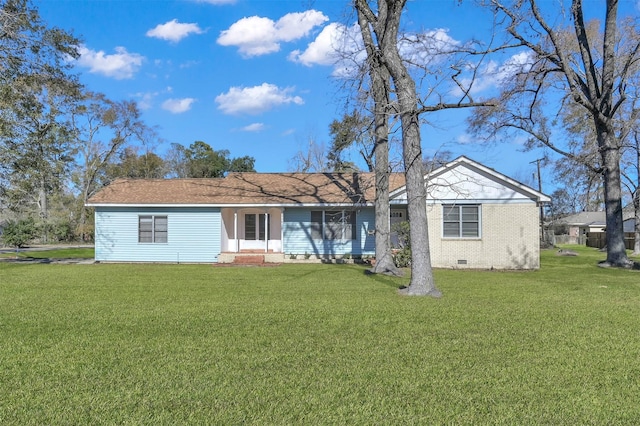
[354,0,497,295]
[355,0,441,296]
[471,0,640,267]
[355,6,403,277]
[71,93,152,239]
[289,135,330,172]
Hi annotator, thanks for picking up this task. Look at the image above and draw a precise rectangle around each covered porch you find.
[219,207,285,263]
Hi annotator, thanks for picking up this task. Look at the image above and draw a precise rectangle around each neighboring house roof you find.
[559,211,638,232]
[88,172,407,207]
[558,211,606,227]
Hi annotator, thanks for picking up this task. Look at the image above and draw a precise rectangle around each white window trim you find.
[442,204,481,239]
[311,210,357,241]
[138,215,168,244]
[244,213,270,241]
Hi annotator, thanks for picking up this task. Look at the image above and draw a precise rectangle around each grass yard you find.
[1,245,640,424]
[0,247,95,260]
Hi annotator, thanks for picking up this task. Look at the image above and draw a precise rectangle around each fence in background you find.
[586,232,636,250]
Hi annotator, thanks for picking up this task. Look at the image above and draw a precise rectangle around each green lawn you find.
[1,246,639,424]
[0,247,95,260]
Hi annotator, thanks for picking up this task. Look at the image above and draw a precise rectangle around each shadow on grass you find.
[363,267,408,289]
[597,259,640,270]
[0,257,92,264]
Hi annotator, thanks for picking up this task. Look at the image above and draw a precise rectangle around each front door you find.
[242,213,270,250]
[390,209,407,247]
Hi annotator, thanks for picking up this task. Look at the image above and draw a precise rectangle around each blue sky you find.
[36,0,640,191]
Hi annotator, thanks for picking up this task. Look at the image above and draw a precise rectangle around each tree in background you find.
[289,136,330,172]
[552,160,604,213]
[185,141,229,178]
[167,141,256,178]
[71,93,153,240]
[228,155,256,174]
[0,0,81,241]
[423,150,453,174]
[108,147,166,180]
[165,143,190,178]
[328,111,374,172]
[0,217,38,249]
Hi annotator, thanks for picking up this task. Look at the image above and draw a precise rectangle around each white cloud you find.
[179,60,200,69]
[134,92,157,110]
[76,45,144,79]
[146,19,205,43]
[456,133,473,144]
[217,10,328,57]
[162,98,196,113]
[215,83,304,115]
[453,51,535,97]
[275,10,328,41]
[290,22,366,78]
[291,24,461,79]
[399,29,460,65]
[289,22,345,66]
[241,123,266,132]
[134,87,173,110]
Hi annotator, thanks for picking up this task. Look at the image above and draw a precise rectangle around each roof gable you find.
[390,156,551,204]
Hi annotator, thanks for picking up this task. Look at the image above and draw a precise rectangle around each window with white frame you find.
[310,210,356,240]
[245,213,270,240]
[139,215,168,243]
[442,205,480,238]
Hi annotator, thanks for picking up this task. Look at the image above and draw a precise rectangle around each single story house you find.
[557,211,607,244]
[624,218,637,233]
[556,210,635,244]
[87,156,550,269]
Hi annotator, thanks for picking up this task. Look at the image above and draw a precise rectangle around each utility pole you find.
[531,158,542,193]
[531,158,545,244]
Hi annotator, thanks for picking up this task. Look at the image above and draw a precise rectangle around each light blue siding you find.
[282,207,375,256]
[95,207,221,263]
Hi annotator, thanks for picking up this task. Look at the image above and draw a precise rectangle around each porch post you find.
[280,208,284,252]
[234,209,238,253]
[264,209,269,253]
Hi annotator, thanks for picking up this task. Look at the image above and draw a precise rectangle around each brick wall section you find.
[427,203,541,269]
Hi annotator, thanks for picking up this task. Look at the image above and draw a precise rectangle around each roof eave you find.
[86,202,375,208]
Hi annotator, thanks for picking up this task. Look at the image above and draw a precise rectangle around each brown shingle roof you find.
[88,172,407,206]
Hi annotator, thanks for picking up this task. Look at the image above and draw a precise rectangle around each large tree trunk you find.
[582,0,631,267]
[378,0,440,296]
[371,112,401,275]
[38,179,48,243]
[356,4,402,276]
[633,189,640,256]
[599,136,631,266]
[634,151,640,256]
